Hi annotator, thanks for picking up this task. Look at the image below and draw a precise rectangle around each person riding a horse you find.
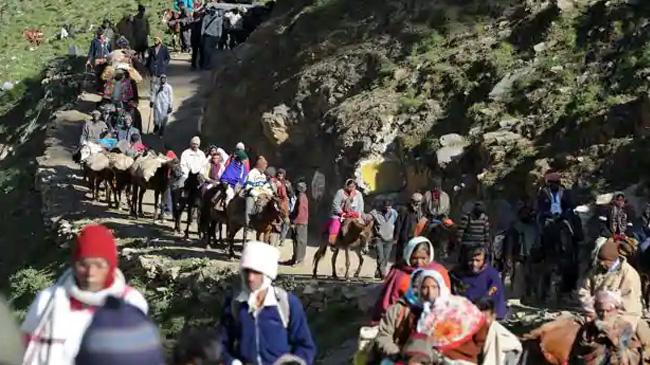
[200,146,228,197]
[244,156,274,228]
[327,179,365,247]
[536,172,582,240]
[217,148,249,210]
[422,176,451,229]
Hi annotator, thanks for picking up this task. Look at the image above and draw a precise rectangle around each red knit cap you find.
[74,224,118,287]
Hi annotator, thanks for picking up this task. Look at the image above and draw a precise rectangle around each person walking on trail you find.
[132,4,150,59]
[201,4,223,70]
[21,224,148,365]
[149,74,173,136]
[287,181,309,266]
[271,168,294,245]
[86,29,111,68]
[244,156,274,227]
[75,297,165,365]
[218,241,316,365]
[451,245,507,320]
[370,199,398,279]
[190,8,205,70]
[173,0,194,12]
[327,179,364,247]
[173,2,194,53]
[180,136,208,179]
[145,37,171,90]
[79,110,108,145]
[393,192,425,262]
[457,201,491,260]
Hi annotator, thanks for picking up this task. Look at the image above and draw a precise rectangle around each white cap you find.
[240,241,280,280]
[236,142,245,150]
[190,136,201,146]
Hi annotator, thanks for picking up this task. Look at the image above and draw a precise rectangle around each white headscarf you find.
[403,236,435,266]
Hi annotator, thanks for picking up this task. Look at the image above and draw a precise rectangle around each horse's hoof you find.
[312,274,318,279]
[354,273,361,279]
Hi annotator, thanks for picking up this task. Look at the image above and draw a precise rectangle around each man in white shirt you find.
[180,136,208,179]
[244,156,273,226]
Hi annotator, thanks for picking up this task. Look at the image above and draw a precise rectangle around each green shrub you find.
[8,267,54,319]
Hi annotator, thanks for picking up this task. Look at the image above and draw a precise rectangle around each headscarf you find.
[415,270,485,351]
[594,290,623,311]
[598,239,619,261]
[234,149,248,162]
[236,242,280,314]
[216,147,229,163]
[403,236,435,266]
[412,269,451,305]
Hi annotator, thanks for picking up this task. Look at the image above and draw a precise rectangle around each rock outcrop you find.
[203,0,650,216]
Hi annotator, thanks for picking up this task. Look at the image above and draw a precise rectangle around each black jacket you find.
[145,45,171,77]
[394,206,423,245]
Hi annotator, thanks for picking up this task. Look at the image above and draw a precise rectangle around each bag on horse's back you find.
[86,153,110,171]
[135,155,166,182]
[107,152,134,171]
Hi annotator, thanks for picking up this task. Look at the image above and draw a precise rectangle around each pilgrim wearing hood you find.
[219,241,316,365]
[21,225,147,365]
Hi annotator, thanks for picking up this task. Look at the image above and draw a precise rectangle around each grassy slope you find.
[0,0,167,304]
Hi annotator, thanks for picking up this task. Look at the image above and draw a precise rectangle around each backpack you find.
[231,287,291,328]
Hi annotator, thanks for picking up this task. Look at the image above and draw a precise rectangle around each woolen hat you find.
[190,136,201,146]
[235,142,245,150]
[296,182,307,192]
[240,241,280,279]
[598,239,619,261]
[74,224,117,286]
[76,297,165,365]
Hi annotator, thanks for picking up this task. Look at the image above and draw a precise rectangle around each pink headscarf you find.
[415,270,485,351]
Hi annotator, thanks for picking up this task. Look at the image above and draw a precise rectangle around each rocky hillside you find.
[203,0,650,215]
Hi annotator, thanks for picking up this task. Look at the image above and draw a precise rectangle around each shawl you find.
[416,293,485,351]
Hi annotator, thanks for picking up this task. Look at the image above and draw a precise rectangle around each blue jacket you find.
[88,38,111,61]
[451,265,507,320]
[219,292,316,365]
[220,160,248,187]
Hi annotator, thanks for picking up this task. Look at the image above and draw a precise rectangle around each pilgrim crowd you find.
[5,0,650,364]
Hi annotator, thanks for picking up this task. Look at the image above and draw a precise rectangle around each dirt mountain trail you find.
[45,52,381,281]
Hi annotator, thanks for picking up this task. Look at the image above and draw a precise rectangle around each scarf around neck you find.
[236,275,273,315]
[64,269,128,309]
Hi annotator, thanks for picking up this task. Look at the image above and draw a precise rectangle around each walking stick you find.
[148,104,153,134]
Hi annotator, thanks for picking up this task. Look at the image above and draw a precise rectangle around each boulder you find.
[260,104,297,146]
[436,133,469,165]
[483,130,522,146]
[489,68,530,102]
